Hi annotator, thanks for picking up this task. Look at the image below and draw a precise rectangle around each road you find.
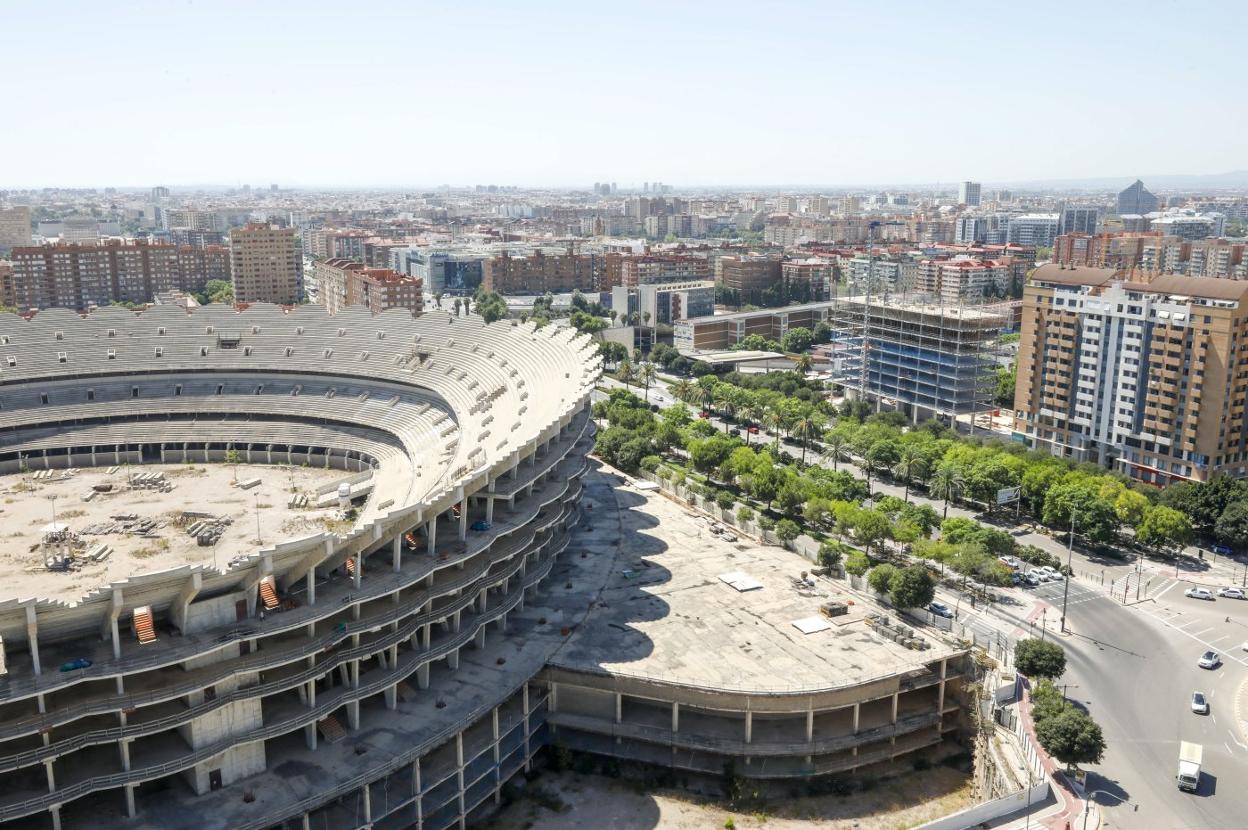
[599,372,1248,827]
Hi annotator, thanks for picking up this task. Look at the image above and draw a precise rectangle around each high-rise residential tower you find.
[229,223,301,305]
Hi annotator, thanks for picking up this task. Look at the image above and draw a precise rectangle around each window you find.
[154,346,163,357]
[39,393,48,405]
[107,349,116,360]
[175,384,182,396]
[131,387,139,399]
[57,352,66,364]
[87,389,94,401]
[216,384,224,395]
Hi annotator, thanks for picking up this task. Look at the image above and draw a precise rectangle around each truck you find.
[1177,741,1202,792]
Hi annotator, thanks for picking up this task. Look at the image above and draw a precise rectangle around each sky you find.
[4,0,1246,189]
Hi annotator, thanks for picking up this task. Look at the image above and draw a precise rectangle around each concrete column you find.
[937,658,948,717]
[25,605,41,676]
[353,553,362,589]
[448,648,460,670]
[485,480,496,523]
[615,693,622,724]
[549,682,558,713]
[124,784,136,818]
[427,518,437,557]
[477,588,487,613]
[305,722,318,750]
[458,496,467,541]
[417,662,430,689]
[302,814,311,830]
[852,703,860,734]
[413,760,423,827]
[456,731,466,828]
[347,700,360,730]
[474,625,486,650]
[891,692,899,725]
[44,759,55,792]
[806,708,814,742]
[306,566,317,606]
[350,660,360,688]
[119,739,131,771]
[50,807,61,830]
[361,783,371,823]
[392,535,402,573]
[422,623,432,650]
[671,702,679,733]
[452,610,461,632]
[744,710,752,744]
[385,683,398,710]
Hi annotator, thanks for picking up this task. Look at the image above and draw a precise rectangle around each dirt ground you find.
[482,767,972,830]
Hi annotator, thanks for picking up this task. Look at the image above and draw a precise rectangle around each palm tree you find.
[669,378,694,405]
[618,359,633,388]
[640,362,657,404]
[763,406,787,451]
[696,383,716,416]
[893,445,928,503]
[713,385,739,430]
[795,353,813,376]
[821,428,847,470]
[792,406,826,465]
[742,398,765,446]
[930,463,965,518]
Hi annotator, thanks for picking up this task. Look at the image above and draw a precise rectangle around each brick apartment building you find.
[618,254,710,287]
[481,250,606,294]
[1051,232,1160,270]
[1013,264,1248,484]
[9,240,231,311]
[715,253,783,299]
[314,258,423,315]
[230,223,301,305]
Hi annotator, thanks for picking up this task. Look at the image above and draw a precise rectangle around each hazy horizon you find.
[6,0,1246,189]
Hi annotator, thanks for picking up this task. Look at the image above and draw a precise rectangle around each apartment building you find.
[1006,214,1060,247]
[618,253,710,287]
[781,258,835,301]
[1013,264,1248,483]
[674,300,835,352]
[9,240,230,310]
[481,250,605,294]
[1052,232,1159,270]
[916,257,1011,303]
[611,280,714,327]
[230,223,302,305]
[1138,237,1248,279]
[170,228,226,249]
[715,253,783,297]
[958,181,982,207]
[314,258,423,315]
[0,260,13,308]
[0,206,33,250]
[845,255,916,295]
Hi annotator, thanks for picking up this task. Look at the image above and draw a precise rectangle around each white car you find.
[1198,651,1221,669]
[1185,587,1215,601]
[1192,691,1210,714]
[1217,587,1246,599]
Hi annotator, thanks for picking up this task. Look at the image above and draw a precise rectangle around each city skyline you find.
[5,0,1247,188]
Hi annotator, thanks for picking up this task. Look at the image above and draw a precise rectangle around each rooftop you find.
[550,484,961,694]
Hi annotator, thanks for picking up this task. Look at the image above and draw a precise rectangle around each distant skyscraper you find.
[0,206,33,250]
[150,185,170,200]
[230,223,301,304]
[1117,179,1158,215]
[958,181,982,207]
[1059,204,1102,237]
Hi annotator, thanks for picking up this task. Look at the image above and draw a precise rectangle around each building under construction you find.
[826,294,1007,423]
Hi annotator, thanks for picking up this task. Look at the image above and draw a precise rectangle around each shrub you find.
[844,550,871,576]
[775,518,801,543]
[889,564,936,609]
[758,515,776,531]
[737,505,755,523]
[715,491,736,510]
[1015,638,1067,679]
[639,455,662,472]
[818,541,845,569]
[867,563,898,594]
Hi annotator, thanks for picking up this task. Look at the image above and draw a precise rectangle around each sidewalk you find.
[1015,680,1096,830]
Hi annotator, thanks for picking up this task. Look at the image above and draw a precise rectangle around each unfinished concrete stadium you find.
[0,304,969,830]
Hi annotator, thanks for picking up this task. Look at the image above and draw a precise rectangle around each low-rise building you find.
[674,300,836,352]
[611,280,714,327]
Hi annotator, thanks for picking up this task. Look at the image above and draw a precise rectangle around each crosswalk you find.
[1135,602,1248,667]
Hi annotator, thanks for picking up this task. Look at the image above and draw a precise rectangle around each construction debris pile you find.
[35,526,113,572]
[865,612,931,651]
[175,512,234,546]
[81,514,167,538]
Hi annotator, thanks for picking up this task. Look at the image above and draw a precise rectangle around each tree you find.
[775,518,801,544]
[864,439,900,493]
[1136,505,1193,555]
[640,362,657,404]
[1113,489,1151,529]
[844,550,871,576]
[794,354,813,375]
[852,509,892,556]
[994,361,1016,408]
[949,543,989,589]
[868,563,899,594]
[1035,709,1107,770]
[776,481,807,517]
[821,424,853,471]
[1215,499,1248,552]
[780,327,813,354]
[792,406,825,465]
[223,448,240,481]
[1014,638,1067,680]
[474,290,509,323]
[818,541,845,569]
[893,444,929,503]
[889,565,936,610]
[204,279,234,304]
[929,463,964,518]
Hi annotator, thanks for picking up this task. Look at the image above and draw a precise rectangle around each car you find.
[1198,651,1221,669]
[59,658,92,672]
[699,411,711,419]
[1185,587,1215,601]
[1217,587,1246,599]
[729,428,741,437]
[1010,572,1024,586]
[1023,572,1042,587]
[747,425,760,434]
[1192,691,1210,714]
[470,520,492,531]
[927,601,954,619]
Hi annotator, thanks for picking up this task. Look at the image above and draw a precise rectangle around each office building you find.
[611,280,715,328]
[1059,205,1101,237]
[230,223,302,305]
[674,300,836,352]
[1013,265,1248,483]
[0,207,33,251]
[955,215,988,244]
[958,181,982,207]
[314,258,423,315]
[396,248,485,293]
[482,250,605,294]
[9,240,230,311]
[1117,179,1159,216]
[1006,214,1060,248]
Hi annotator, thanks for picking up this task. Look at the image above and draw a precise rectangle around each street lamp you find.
[1081,788,1136,830]
[1061,507,1076,633]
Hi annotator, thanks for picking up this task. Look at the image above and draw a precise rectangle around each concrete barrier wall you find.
[915,779,1051,830]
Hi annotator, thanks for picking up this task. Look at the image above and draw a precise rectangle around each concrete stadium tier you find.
[0,305,599,830]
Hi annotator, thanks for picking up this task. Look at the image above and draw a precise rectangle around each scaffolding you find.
[828,292,1007,421]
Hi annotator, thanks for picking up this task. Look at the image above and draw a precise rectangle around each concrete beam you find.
[172,574,202,629]
[25,604,41,677]
[102,587,124,660]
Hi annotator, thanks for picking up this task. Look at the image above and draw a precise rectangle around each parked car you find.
[1217,587,1246,599]
[747,425,760,435]
[699,411,712,419]
[1191,691,1210,714]
[927,601,954,619]
[1198,651,1221,669]
[1023,572,1043,587]
[59,658,92,672]
[1185,587,1215,601]
[470,520,492,531]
